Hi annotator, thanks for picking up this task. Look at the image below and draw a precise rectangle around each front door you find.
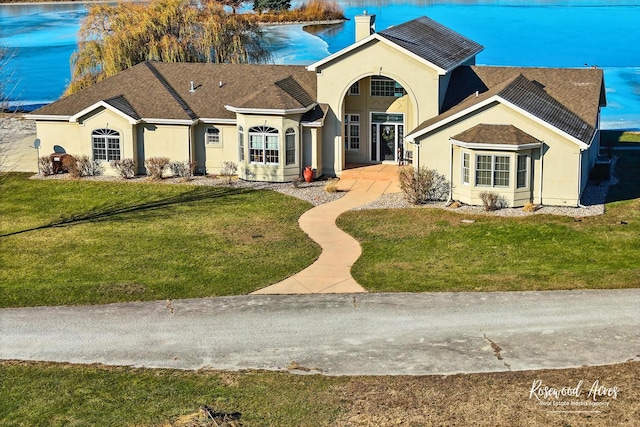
[370,113,404,162]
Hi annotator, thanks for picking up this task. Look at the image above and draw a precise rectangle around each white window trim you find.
[462,152,470,185]
[285,128,296,165]
[344,114,360,152]
[249,126,279,165]
[238,126,244,162]
[92,128,121,162]
[205,127,221,146]
[517,154,529,189]
[475,154,511,188]
[348,81,360,96]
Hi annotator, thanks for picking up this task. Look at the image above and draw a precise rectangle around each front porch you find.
[338,163,402,193]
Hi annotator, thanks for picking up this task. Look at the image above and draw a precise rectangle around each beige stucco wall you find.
[314,39,441,176]
[192,123,239,175]
[414,102,585,207]
[35,108,137,176]
[234,114,304,182]
[343,76,413,164]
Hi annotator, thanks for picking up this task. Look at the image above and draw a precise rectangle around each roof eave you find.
[142,118,196,125]
[450,138,543,151]
[68,100,140,124]
[225,103,316,115]
[24,114,71,121]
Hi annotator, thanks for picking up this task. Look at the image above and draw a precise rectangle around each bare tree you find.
[0,46,12,174]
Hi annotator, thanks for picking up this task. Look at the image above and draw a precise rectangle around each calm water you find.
[1,0,639,129]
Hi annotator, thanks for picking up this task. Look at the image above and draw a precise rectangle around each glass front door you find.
[370,113,404,162]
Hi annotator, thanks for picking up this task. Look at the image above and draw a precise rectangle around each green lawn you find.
[338,150,640,293]
[0,174,319,308]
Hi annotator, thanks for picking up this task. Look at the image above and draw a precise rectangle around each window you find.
[462,152,470,185]
[249,126,279,164]
[205,127,220,145]
[517,154,527,188]
[348,82,360,96]
[238,126,244,162]
[92,129,120,162]
[370,76,405,97]
[285,128,296,165]
[344,114,360,151]
[494,156,510,187]
[475,154,510,187]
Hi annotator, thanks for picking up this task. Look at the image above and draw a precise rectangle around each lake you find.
[1,0,639,129]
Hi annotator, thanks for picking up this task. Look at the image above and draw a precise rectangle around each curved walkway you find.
[252,178,400,294]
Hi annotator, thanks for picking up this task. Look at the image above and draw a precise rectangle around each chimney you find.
[355,12,375,42]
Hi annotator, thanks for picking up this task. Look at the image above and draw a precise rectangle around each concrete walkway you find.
[252,176,400,294]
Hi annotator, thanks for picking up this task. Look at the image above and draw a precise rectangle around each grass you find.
[338,150,640,293]
[601,129,640,145]
[1,360,638,426]
[0,174,319,308]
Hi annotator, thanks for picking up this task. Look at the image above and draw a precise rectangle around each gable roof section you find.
[377,16,484,72]
[408,66,605,146]
[29,62,317,122]
[308,16,483,74]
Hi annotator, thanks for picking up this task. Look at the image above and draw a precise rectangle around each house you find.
[27,14,606,207]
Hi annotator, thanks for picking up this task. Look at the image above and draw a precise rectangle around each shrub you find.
[398,166,449,205]
[479,191,503,211]
[291,176,302,188]
[144,157,170,180]
[38,156,54,176]
[74,155,103,177]
[111,158,136,179]
[523,202,537,213]
[219,161,238,185]
[169,160,196,181]
[324,178,338,193]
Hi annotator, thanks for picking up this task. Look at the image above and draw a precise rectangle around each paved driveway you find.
[1,290,639,375]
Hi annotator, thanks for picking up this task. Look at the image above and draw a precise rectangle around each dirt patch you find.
[334,362,640,426]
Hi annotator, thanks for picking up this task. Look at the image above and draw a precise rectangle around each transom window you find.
[92,129,120,162]
[476,154,510,187]
[348,82,360,96]
[205,127,221,145]
[249,126,279,164]
[285,128,296,165]
[344,114,360,151]
[370,76,406,97]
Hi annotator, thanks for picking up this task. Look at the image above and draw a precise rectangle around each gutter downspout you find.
[538,144,544,206]
[448,141,454,202]
[577,150,585,208]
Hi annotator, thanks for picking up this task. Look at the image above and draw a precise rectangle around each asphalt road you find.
[1,290,639,375]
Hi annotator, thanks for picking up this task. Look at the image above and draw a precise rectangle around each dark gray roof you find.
[378,16,483,71]
[103,95,140,120]
[411,66,605,145]
[499,74,595,144]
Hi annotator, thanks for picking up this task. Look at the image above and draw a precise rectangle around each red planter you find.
[303,166,313,183]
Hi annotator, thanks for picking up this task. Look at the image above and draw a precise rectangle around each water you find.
[1,1,639,129]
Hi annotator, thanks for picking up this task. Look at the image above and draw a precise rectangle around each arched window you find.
[238,126,244,162]
[285,128,296,165]
[249,126,279,164]
[92,129,120,161]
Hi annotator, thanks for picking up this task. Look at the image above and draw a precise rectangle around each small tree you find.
[219,161,238,184]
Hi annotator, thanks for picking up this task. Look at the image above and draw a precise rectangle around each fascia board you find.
[450,139,543,151]
[23,114,71,121]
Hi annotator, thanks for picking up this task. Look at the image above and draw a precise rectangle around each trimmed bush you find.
[169,160,196,181]
[144,157,170,180]
[219,161,238,185]
[398,166,449,205]
[324,178,338,193]
[74,155,103,177]
[479,191,500,211]
[38,156,54,176]
[111,158,136,179]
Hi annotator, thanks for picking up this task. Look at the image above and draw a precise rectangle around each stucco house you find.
[27,14,606,207]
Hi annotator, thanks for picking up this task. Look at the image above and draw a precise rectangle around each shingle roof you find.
[411,66,605,144]
[33,62,317,121]
[452,124,542,145]
[378,16,484,72]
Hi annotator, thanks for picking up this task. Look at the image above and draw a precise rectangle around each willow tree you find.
[66,0,271,95]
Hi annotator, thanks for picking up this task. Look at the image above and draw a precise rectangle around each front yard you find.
[0,175,319,308]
